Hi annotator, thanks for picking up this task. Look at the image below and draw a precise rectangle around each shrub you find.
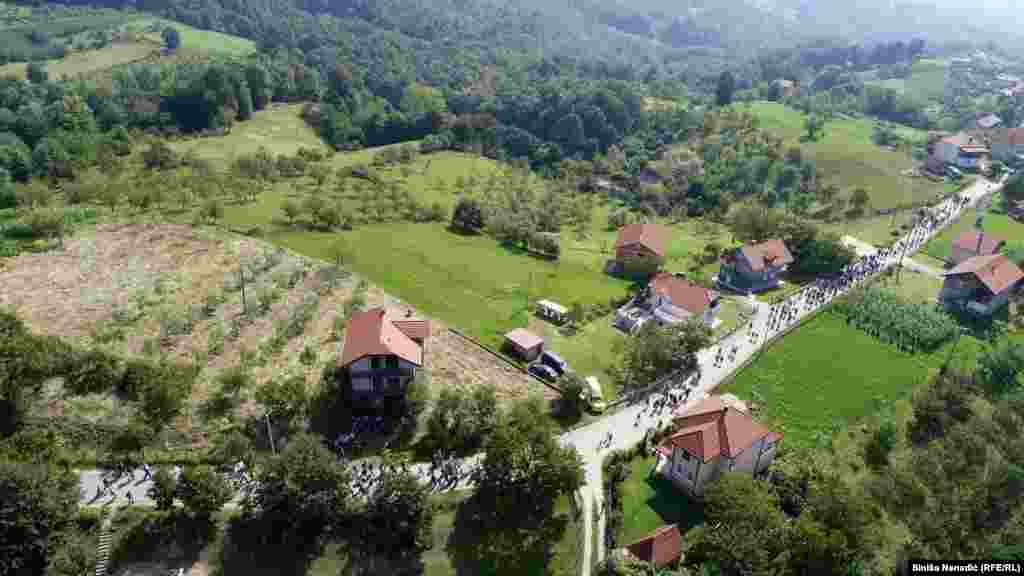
[299,342,317,366]
[177,465,231,517]
[148,466,177,511]
[256,286,277,314]
[207,323,225,357]
[142,141,179,171]
[864,421,898,469]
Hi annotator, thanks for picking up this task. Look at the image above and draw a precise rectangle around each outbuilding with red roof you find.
[611,223,668,278]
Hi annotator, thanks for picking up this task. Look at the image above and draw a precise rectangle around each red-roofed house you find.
[992,127,1024,165]
[940,254,1024,316]
[718,239,794,293]
[950,230,1005,265]
[933,132,988,169]
[622,524,683,568]
[646,272,719,328]
[656,396,782,498]
[612,223,668,277]
[340,308,430,402]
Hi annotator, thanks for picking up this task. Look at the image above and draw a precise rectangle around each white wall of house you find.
[348,355,418,393]
[650,294,716,327]
[664,437,778,496]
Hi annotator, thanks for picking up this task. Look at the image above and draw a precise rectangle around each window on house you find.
[386,356,398,369]
[371,357,382,370]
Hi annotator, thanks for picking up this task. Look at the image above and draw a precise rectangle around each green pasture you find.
[130,17,257,55]
[923,209,1024,263]
[744,102,947,211]
[617,454,705,546]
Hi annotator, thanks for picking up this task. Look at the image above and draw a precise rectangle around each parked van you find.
[584,376,606,413]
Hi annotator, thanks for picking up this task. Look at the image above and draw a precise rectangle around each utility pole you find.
[239,264,247,315]
[265,412,276,455]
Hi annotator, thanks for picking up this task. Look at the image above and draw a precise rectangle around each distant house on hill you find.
[610,223,667,278]
[974,113,1003,130]
[940,254,1024,316]
[655,395,782,498]
[992,127,1024,165]
[717,239,794,294]
[340,308,429,406]
[932,133,988,169]
[950,229,1005,265]
[771,78,799,99]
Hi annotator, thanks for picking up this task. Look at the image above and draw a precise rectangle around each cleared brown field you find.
[0,224,550,447]
[0,40,158,80]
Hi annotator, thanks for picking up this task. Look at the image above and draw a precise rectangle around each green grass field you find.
[744,102,947,211]
[269,223,631,351]
[169,104,329,161]
[0,40,156,80]
[719,310,983,452]
[876,268,944,304]
[923,210,1024,263]
[130,17,257,56]
[617,454,705,545]
[866,59,948,103]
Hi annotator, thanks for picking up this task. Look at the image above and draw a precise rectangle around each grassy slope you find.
[170,104,329,161]
[617,454,705,545]
[867,59,948,102]
[744,102,945,211]
[923,209,1024,262]
[129,17,256,56]
[0,40,157,80]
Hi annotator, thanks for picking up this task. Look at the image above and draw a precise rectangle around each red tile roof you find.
[740,239,794,272]
[504,328,543,351]
[615,223,667,258]
[340,308,423,367]
[650,272,717,315]
[662,396,780,463]
[391,319,431,341]
[625,524,683,568]
[952,230,1003,255]
[944,253,1024,295]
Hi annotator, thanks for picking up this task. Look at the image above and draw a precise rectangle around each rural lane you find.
[75,176,1003,576]
[841,236,945,277]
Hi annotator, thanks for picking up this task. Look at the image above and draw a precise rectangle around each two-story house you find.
[932,133,988,169]
[339,308,430,404]
[644,272,720,328]
[656,396,782,499]
[991,127,1024,165]
[940,254,1024,316]
[950,229,1004,265]
[717,239,794,294]
[612,223,668,278]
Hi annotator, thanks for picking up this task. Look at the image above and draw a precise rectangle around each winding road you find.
[76,176,1003,576]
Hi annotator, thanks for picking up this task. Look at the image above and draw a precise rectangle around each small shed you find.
[504,328,544,362]
[536,299,568,324]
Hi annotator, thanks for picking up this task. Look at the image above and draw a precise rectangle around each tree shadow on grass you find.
[217,514,324,576]
[446,496,569,576]
[642,473,706,535]
[109,511,216,573]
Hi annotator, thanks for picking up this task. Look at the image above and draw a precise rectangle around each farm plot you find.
[719,310,982,452]
[0,223,552,450]
[0,40,157,80]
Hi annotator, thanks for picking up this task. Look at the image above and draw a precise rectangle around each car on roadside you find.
[539,350,569,375]
[528,363,559,382]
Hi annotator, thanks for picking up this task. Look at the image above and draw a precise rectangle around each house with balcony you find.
[717,239,794,294]
[932,133,988,170]
[339,308,429,404]
[940,254,1024,316]
[655,395,782,499]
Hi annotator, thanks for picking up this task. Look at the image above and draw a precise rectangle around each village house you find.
[620,524,684,569]
[940,254,1024,316]
[950,229,1005,265]
[339,308,429,403]
[974,113,1003,130]
[656,396,782,498]
[615,272,720,333]
[503,328,544,361]
[771,78,799,99]
[611,223,668,277]
[932,133,988,170]
[991,127,1024,165]
[717,239,794,294]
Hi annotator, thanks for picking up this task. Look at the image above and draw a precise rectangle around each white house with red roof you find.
[611,223,668,277]
[649,272,719,326]
[340,308,430,401]
[933,133,988,169]
[717,238,794,294]
[656,396,782,498]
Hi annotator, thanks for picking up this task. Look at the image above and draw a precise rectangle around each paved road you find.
[842,236,945,277]
[77,175,1003,576]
